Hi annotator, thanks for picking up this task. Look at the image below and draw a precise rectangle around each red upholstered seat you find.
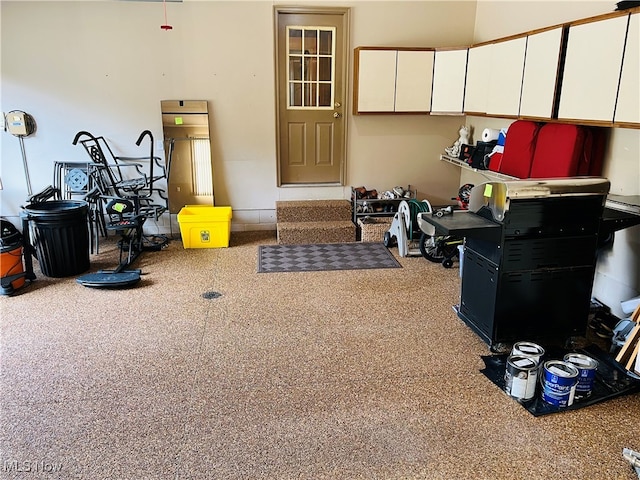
[496,120,541,178]
[530,124,586,178]
[529,124,606,178]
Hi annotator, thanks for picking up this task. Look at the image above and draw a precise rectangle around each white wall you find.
[473,0,613,42]
[1,1,280,232]
[0,0,477,234]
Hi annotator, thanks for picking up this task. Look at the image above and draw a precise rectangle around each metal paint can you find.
[541,360,580,407]
[563,353,599,399]
[504,354,539,401]
[511,341,545,365]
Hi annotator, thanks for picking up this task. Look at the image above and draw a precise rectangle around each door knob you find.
[333,112,342,118]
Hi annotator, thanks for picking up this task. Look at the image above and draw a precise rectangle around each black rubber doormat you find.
[480,343,640,417]
[258,242,402,273]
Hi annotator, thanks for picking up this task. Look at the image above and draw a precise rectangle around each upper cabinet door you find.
[558,15,629,122]
[395,50,434,112]
[615,13,639,124]
[520,27,564,119]
[355,49,397,113]
[431,49,468,114]
[464,44,492,114]
[485,37,527,117]
[354,48,434,114]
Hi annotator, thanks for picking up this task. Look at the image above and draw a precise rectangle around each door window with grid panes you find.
[287,27,335,109]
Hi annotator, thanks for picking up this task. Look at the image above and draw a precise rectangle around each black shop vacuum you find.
[0,218,35,295]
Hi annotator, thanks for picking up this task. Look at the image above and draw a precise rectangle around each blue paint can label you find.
[541,360,579,407]
[563,353,598,399]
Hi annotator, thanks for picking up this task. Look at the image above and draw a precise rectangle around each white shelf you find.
[440,154,518,182]
[606,195,640,215]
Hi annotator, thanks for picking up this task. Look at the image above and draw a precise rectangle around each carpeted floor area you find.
[1,230,639,479]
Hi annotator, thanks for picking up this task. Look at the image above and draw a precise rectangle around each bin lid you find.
[23,200,88,212]
[177,205,232,222]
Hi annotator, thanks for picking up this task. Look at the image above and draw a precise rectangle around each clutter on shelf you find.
[352,186,378,200]
[353,185,413,201]
[352,185,415,215]
[351,186,417,242]
[443,125,470,158]
[456,126,507,171]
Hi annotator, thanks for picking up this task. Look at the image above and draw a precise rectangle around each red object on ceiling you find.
[161,0,172,31]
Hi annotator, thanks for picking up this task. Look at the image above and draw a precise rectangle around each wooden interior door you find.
[275,7,349,185]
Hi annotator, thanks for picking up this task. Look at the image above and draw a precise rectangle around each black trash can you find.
[22,200,90,278]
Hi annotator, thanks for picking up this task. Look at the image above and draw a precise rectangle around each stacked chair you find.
[71,130,168,252]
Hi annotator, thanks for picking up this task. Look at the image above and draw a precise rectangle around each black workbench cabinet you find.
[457,195,604,346]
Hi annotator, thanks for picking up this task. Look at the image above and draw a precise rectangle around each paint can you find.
[504,354,539,401]
[511,341,545,366]
[541,360,580,407]
[563,353,599,399]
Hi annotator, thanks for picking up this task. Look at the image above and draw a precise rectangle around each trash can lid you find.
[23,200,88,212]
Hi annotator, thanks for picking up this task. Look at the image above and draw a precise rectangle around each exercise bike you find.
[74,130,168,288]
[76,197,147,288]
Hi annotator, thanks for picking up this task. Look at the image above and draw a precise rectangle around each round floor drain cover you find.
[202,291,222,299]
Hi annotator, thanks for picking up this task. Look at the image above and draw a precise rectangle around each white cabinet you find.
[467,37,533,118]
[486,37,527,117]
[355,49,397,112]
[354,48,434,114]
[520,27,563,119]
[615,13,639,124]
[464,44,492,114]
[354,9,639,126]
[431,48,468,114]
[558,15,629,122]
[395,50,434,112]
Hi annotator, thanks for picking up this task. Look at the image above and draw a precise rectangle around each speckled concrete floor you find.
[0,231,638,480]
